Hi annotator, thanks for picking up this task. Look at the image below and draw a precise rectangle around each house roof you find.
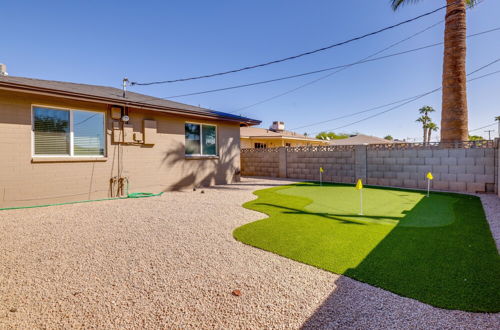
[0,75,260,125]
[240,126,325,142]
[328,134,394,145]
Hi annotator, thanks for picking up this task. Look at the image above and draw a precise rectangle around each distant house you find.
[241,121,328,148]
[0,71,260,208]
[328,134,394,146]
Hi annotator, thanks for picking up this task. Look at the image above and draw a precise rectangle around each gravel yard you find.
[0,177,499,329]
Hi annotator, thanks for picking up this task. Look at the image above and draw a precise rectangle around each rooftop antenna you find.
[122,78,129,98]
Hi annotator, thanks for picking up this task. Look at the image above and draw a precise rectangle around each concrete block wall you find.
[286,148,356,183]
[240,149,280,177]
[241,141,498,194]
[366,146,496,193]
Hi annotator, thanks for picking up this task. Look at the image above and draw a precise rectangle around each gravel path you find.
[0,177,498,329]
[479,194,500,252]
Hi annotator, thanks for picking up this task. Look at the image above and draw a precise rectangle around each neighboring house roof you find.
[328,134,394,145]
[240,126,325,142]
[0,76,260,126]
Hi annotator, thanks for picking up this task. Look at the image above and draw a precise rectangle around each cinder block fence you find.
[241,139,500,196]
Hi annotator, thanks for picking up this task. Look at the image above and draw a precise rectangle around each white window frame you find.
[184,122,218,156]
[31,104,106,158]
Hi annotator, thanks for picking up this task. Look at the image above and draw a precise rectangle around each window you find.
[33,106,105,157]
[185,123,217,156]
[254,143,267,149]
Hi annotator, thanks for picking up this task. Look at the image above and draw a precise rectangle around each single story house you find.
[328,134,394,146]
[241,121,327,148]
[0,74,260,208]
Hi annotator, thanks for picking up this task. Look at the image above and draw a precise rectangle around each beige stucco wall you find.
[0,90,241,208]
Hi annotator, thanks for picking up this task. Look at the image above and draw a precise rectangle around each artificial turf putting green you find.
[233,182,500,312]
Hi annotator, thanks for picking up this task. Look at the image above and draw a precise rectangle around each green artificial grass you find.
[233,182,500,312]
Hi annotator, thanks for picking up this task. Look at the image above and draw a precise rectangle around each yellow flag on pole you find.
[320,167,324,173]
[426,172,434,180]
[355,179,363,190]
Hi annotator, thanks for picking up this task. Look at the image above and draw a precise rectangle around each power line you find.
[289,95,423,131]
[310,68,500,134]
[162,26,500,99]
[232,1,488,114]
[126,20,445,106]
[319,69,500,133]
[130,2,457,86]
[290,54,500,133]
[231,26,497,114]
[469,122,497,132]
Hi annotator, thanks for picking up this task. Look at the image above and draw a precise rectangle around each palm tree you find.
[416,106,435,143]
[391,0,478,142]
[416,115,430,143]
[426,122,439,143]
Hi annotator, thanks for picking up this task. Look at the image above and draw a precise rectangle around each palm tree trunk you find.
[423,127,427,144]
[427,128,432,143]
[440,0,468,142]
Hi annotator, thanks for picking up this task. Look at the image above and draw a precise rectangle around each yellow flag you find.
[426,172,434,180]
[355,179,363,190]
[320,167,324,173]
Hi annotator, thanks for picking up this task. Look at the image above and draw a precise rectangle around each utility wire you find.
[231,26,498,114]
[310,66,500,134]
[233,1,488,114]
[166,27,499,100]
[291,52,500,132]
[469,122,497,133]
[162,22,500,99]
[290,95,423,131]
[125,23,499,111]
[166,42,446,99]
[126,20,445,107]
[130,2,459,86]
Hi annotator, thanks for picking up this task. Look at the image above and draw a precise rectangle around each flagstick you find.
[359,189,363,215]
[320,171,322,186]
[427,179,430,197]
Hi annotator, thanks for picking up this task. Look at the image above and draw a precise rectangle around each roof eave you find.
[0,82,261,126]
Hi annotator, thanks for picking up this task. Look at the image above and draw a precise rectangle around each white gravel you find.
[0,177,498,329]
[479,194,500,252]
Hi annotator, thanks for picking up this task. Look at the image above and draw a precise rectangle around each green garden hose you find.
[0,181,164,211]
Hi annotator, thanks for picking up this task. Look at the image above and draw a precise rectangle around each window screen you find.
[33,106,105,157]
[185,123,201,155]
[185,123,217,155]
[73,111,105,156]
[33,107,70,155]
[201,125,217,155]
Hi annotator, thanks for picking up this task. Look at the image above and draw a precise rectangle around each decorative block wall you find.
[241,140,499,194]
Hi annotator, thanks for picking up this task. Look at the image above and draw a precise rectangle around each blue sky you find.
[2,0,499,140]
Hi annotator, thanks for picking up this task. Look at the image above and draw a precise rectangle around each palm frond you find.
[391,0,423,11]
[466,0,479,8]
[392,0,477,11]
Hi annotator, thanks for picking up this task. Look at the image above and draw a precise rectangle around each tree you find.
[384,135,394,140]
[392,0,477,142]
[416,116,430,143]
[416,106,435,143]
[426,122,439,143]
[468,135,484,141]
[315,132,349,140]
